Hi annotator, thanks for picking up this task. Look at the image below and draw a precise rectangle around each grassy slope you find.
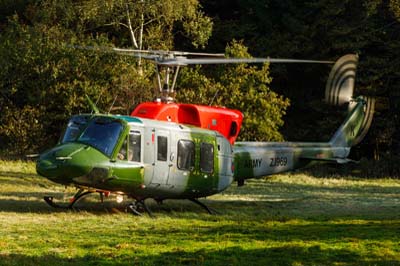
[0,160,399,266]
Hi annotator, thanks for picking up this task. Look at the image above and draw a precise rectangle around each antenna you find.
[108,95,118,114]
[86,95,100,114]
[209,90,219,106]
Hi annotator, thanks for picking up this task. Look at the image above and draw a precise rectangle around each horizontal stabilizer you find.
[300,156,358,164]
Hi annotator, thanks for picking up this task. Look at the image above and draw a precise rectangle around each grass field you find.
[0,160,400,266]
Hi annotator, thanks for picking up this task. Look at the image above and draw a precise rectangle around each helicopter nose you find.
[36,143,106,185]
[36,158,58,177]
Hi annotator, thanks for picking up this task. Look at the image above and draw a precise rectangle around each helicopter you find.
[36,47,375,215]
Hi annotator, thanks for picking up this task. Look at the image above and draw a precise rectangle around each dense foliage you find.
[0,0,212,154]
[0,0,399,175]
[0,0,287,154]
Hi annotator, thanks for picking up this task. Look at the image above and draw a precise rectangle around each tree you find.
[37,0,212,49]
[0,16,141,154]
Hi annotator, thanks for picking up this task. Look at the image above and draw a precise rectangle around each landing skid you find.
[189,198,216,214]
[44,189,99,209]
[126,199,153,217]
[44,191,216,215]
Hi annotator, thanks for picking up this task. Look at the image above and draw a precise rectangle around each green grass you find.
[0,160,400,265]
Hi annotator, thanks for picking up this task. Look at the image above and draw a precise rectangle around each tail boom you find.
[233,142,350,180]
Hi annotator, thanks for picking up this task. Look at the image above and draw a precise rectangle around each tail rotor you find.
[326,54,375,147]
[325,54,358,106]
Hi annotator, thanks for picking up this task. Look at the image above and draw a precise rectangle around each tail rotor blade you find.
[352,96,375,146]
[325,54,358,106]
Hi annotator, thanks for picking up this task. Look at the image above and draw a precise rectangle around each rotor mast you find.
[155,64,180,103]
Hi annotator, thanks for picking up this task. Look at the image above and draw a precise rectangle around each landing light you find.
[116,195,124,203]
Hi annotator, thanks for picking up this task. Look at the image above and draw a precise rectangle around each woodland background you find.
[0,0,399,176]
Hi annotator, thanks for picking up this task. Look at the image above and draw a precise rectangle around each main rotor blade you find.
[69,45,334,66]
[157,57,335,66]
[112,48,225,58]
[70,45,224,59]
[70,45,159,60]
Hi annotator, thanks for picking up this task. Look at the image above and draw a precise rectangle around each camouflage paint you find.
[183,132,220,198]
[37,114,145,192]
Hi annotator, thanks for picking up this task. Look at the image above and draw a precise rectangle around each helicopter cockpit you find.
[59,114,143,161]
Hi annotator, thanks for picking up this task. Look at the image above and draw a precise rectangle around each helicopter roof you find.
[131,101,243,144]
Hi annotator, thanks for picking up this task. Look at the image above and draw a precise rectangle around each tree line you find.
[202,0,400,176]
[0,0,399,176]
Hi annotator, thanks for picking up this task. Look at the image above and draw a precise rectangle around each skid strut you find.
[126,199,153,217]
[189,198,216,214]
[44,189,101,209]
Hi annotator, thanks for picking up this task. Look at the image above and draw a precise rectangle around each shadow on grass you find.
[0,170,39,179]
[1,245,399,266]
[0,189,400,222]
[146,246,360,266]
[0,193,127,214]
[0,191,217,215]
[1,169,400,222]
[222,178,400,197]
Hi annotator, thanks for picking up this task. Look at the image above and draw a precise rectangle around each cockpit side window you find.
[118,137,128,160]
[129,131,141,162]
[117,130,142,162]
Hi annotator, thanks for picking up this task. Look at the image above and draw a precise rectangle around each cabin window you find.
[129,131,141,162]
[157,136,168,161]
[177,140,195,171]
[200,142,214,173]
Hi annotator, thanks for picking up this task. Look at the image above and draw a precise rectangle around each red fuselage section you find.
[131,101,243,144]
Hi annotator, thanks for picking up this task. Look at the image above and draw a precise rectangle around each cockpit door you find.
[151,130,171,185]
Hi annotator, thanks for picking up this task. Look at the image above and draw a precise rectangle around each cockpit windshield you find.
[78,117,124,156]
[61,115,90,143]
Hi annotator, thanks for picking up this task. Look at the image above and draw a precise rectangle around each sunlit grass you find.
[0,160,400,265]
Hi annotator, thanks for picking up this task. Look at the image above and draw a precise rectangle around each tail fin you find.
[329,96,375,147]
[326,54,375,147]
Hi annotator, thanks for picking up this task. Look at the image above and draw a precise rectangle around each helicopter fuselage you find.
[36,109,352,202]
